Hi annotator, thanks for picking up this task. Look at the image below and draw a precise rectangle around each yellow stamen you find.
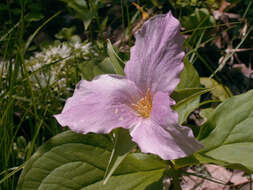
[131,89,152,118]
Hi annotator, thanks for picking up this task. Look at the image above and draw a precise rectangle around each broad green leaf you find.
[104,128,135,184]
[98,57,115,74]
[173,155,199,169]
[197,90,253,172]
[199,108,214,121]
[172,88,205,102]
[107,40,124,75]
[195,153,253,173]
[80,57,117,81]
[80,58,115,81]
[200,77,232,101]
[172,58,203,124]
[79,61,103,81]
[18,131,166,190]
[176,58,200,89]
[172,88,211,124]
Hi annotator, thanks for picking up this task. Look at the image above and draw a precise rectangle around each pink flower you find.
[55,12,203,160]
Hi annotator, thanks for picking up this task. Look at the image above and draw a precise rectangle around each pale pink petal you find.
[152,92,203,149]
[130,119,202,160]
[124,11,184,95]
[144,91,203,159]
[130,92,203,160]
[150,91,178,127]
[54,75,142,134]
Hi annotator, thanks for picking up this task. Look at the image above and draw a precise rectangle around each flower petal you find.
[130,119,203,160]
[124,11,184,95]
[145,91,203,159]
[55,75,142,134]
[130,92,203,160]
[150,91,178,127]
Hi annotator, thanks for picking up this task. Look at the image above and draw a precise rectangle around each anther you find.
[131,89,152,118]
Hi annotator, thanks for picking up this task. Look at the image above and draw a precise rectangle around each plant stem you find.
[168,160,182,190]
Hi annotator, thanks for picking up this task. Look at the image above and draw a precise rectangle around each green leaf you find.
[55,27,77,41]
[181,8,215,31]
[97,57,115,74]
[195,153,253,173]
[104,128,135,184]
[18,131,166,190]
[199,108,214,121]
[150,0,162,9]
[107,40,124,75]
[200,77,232,101]
[79,59,108,81]
[60,0,94,29]
[61,0,87,13]
[101,16,108,32]
[197,90,253,172]
[177,58,200,89]
[79,61,99,81]
[83,16,93,30]
[172,88,211,124]
[171,58,203,124]
[174,155,199,169]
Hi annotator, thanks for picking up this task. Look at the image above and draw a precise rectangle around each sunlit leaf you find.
[177,58,200,89]
[107,40,124,75]
[200,77,232,101]
[172,88,211,124]
[17,131,166,190]
[197,90,253,172]
[172,58,203,124]
[103,128,135,184]
[199,108,214,121]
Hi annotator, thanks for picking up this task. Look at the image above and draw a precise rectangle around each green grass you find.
[0,3,66,189]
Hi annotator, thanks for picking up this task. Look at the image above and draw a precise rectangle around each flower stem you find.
[168,160,182,190]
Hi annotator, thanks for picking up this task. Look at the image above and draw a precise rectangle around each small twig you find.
[228,179,253,188]
[168,161,182,190]
[191,180,204,190]
[183,171,227,185]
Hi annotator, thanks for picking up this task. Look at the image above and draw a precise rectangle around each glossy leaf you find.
[198,90,253,172]
[174,155,199,169]
[176,58,200,89]
[172,58,203,124]
[17,131,166,190]
[199,108,214,121]
[172,88,211,124]
[107,40,124,75]
[103,128,135,184]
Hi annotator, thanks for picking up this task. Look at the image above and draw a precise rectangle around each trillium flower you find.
[55,12,203,160]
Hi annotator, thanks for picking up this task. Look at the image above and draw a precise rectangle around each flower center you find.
[132,89,152,118]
